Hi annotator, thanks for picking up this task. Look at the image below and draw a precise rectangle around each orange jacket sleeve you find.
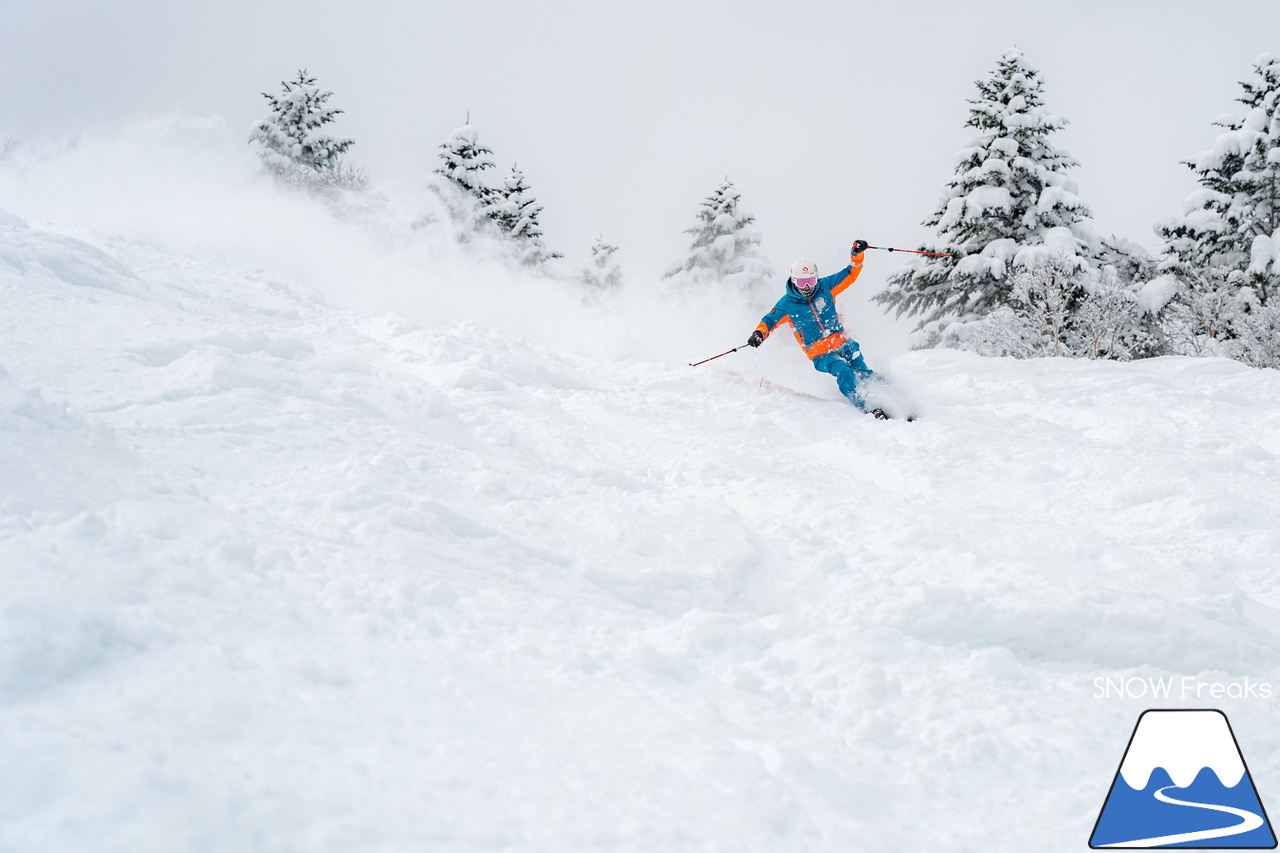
[829,249,867,297]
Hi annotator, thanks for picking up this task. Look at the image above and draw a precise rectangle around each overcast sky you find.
[2,0,1276,287]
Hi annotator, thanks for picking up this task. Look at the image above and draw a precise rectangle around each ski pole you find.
[689,346,744,367]
[867,245,955,258]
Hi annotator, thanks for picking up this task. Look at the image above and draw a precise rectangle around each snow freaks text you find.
[1093,676,1274,701]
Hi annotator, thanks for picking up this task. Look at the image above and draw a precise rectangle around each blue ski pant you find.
[812,344,874,409]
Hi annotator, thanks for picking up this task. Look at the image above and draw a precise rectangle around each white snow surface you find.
[3,202,1280,853]
[1118,710,1245,790]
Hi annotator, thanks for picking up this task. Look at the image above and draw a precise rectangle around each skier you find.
[747,239,887,416]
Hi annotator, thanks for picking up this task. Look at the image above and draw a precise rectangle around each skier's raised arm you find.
[829,239,870,297]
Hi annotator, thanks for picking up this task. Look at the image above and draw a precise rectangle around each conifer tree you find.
[875,49,1095,345]
[250,70,365,189]
[580,236,623,295]
[434,122,496,207]
[663,179,773,295]
[1158,54,1280,306]
[490,166,560,265]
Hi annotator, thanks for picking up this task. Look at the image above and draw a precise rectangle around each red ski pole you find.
[689,346,744,367]
[867,245,954,257]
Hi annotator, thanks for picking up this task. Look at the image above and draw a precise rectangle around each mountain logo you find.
[1090,709,1277,848]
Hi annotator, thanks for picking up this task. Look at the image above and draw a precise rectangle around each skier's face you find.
[794,275,817,294]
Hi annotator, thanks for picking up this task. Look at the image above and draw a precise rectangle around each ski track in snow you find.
[1098,785,1265,848]
[3,216,1280,852]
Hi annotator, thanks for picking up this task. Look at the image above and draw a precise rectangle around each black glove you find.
[852,239,869,255]
[747,330,764,348]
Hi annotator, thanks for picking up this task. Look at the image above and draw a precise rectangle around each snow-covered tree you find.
[1091,237,1168,359]
[1007,254,1083,358]
[1152,263,1280,368]
[1157,53,1280,306]
[1074,275,1139,360]
[1226,303,1280,368]
[249,70,365,190]
[489,166,560,265]
[969,253,1083,358]
[434,123,496,206]
[663,180,774,296]
[430,122,501,236]
[1157,266,1245,357]
[969,252,1143,361]
[875,48,1096,346]
[579,236,623,296]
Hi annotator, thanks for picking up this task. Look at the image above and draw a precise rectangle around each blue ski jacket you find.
[754,249,866,360]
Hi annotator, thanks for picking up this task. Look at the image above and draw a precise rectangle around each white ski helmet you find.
[790,259,818,293]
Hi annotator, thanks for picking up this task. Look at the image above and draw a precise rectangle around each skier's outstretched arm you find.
[829,239,870,297]
[749,305,791,347]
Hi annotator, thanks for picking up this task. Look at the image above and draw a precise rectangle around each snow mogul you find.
[746,239,887,416]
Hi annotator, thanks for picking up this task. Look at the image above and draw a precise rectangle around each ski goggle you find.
[794,275,817,291]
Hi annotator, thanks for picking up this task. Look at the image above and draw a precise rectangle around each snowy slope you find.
[3,207,1280,853]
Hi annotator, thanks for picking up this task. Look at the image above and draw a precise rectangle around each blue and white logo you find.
[1091,709,1276,848]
